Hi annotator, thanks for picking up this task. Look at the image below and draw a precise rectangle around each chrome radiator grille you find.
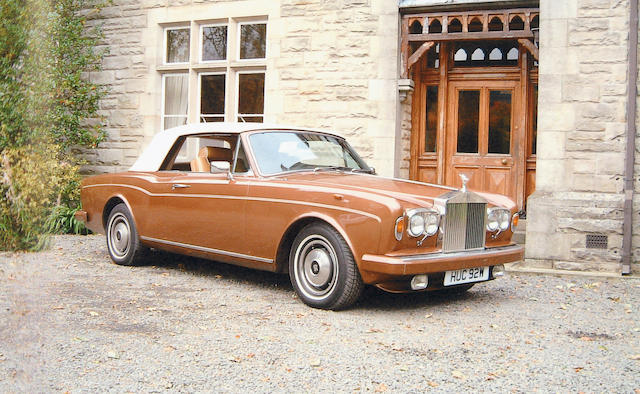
[442,202,486,252]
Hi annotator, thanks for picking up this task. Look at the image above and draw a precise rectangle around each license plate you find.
[443,266,489,286]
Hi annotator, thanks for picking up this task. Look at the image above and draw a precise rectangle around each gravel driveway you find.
[1,235,639,392]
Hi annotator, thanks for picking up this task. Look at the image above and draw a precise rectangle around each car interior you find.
[160,134,251,174]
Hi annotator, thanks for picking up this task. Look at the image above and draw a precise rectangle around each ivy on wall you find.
[0,0,108,250]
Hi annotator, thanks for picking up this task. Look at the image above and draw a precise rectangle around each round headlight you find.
[487,208,510,232]
[408,214,425,237]
[498,210,510,231]
[424,212,440,236]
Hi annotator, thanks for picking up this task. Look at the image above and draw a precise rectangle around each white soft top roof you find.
[129,122,341,172]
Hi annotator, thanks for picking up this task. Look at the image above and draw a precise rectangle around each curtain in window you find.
[164,74,188,129]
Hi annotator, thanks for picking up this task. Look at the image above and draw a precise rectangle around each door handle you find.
[172,183,191,190]
[501,158,508,165]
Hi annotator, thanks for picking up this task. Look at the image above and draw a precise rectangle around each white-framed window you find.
[164,27,190,64]
[236,71,265,122]
[237,21,267,60]
[159,18,267,130]
[161,73,189,130]
[200,23,228,62]
[199,72,226,123]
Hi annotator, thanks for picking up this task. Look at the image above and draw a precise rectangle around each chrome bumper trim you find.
[399,245,523,262]
[140,236,273,264]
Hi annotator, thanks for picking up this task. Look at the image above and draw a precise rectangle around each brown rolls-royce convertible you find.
[77,123,524,310]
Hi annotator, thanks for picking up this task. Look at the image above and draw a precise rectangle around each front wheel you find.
[289,223,364,310]
[106,203,147,266]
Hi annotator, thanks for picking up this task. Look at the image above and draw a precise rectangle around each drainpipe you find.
[622,0,638,275]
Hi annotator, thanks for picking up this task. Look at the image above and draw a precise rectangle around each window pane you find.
[457,90,480,153]
[488,90,512,154]
[202,25,227,61]
[200,74,225,120]
[201,116,225,123]
[238,116,263,123]
[240,23,266,59]
[425,86,438,152]
[238,73,264,116]
[164,116,187,130]
[233,141,251,173]
[164,74,188,115]
[166,28,190,63]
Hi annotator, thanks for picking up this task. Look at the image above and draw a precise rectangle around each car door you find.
[157,172,247,252]
[142,136,249,258]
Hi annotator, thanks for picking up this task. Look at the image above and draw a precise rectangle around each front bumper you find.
[361,244,524,276]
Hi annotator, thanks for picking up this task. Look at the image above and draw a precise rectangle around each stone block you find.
[541,0,578,19]
[525,231,570,260]
[596,153,625,174]
[536,159,569,191]
[577,46,627,64]
[562,76,600,102]
[537,131,566,159]
[572,159,597,174]
[280,36,311,52]
[90,71,115,85]
[539,18,568,48]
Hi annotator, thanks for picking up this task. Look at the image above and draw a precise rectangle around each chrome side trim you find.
[399,245,522,263]
[139,236,273,264]
[83,183,381,221]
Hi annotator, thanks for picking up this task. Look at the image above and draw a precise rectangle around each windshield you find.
[249,131,372,175]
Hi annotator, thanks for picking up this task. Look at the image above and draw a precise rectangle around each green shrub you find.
[45,205,89,235]
[0,0,107,250]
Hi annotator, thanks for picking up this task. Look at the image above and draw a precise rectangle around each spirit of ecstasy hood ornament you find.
[459,173,469,192]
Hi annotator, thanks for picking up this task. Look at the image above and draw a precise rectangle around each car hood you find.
[270,172,516,209]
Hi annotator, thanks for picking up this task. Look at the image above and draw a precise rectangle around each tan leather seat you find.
[190,146,233,172]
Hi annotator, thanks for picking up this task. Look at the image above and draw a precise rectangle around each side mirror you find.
[210,161,231,173]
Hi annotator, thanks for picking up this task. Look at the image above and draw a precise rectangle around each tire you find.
[106,203,147,266]
[289,223,364,310]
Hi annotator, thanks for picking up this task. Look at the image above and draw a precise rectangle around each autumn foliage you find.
[0,0,107,250]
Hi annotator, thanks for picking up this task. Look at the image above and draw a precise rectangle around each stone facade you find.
[525,0,639,274]
[86,0,401,177]
[88,0,639,274]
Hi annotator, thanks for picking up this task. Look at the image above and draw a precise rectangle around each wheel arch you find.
[274,214,356,274]
[102,195,137,231]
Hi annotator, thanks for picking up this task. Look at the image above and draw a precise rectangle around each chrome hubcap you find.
[294,235,338,300]
[108,213,130,258]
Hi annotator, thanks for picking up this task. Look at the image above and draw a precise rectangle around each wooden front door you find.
[445,80,520,202]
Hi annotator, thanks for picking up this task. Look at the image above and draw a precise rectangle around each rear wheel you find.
[289,223,363,310]
[106,203,147,266]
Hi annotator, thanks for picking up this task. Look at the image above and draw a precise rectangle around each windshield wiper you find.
[312,166,375,174]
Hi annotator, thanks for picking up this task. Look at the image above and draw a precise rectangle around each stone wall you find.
[525,0,638,273]
[84,0,402,177]
[270,0,400,176]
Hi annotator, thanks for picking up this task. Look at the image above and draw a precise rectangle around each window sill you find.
[157,64,190,72]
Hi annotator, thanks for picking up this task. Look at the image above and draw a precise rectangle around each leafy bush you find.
[45,205,89,235]
[0,0,107,250]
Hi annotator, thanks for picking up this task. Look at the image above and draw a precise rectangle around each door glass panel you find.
[488,90,512,154]
[425,85,438,152]
[457,90,480,153]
